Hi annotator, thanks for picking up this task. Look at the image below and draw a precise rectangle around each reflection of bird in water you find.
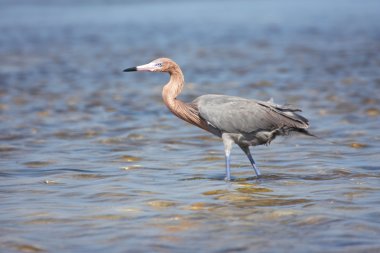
[124,58,313,181]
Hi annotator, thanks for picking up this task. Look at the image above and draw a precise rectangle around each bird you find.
[123,58,313,181]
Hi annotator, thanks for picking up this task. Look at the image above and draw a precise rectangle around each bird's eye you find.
[155,63,163,67]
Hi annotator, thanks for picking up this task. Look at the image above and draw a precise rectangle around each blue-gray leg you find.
[225,154,231,181]
[222,133,234,181]
[239,145,261,178]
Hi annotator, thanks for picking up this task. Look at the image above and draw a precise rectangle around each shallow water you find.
[1,0,380,252]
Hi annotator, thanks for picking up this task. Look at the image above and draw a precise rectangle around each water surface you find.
[1,0,380,252]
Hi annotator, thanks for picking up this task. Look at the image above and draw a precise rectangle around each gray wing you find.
[192,94,309,134]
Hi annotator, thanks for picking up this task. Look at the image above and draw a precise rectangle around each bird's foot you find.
[224,176,231,181]
[252,164,261,178]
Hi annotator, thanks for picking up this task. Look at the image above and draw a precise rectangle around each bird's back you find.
[192,94,309,136]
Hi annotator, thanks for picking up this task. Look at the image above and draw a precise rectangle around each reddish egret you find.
[124,58,312,180]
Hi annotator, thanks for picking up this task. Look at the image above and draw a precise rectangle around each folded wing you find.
[193,94,309,134]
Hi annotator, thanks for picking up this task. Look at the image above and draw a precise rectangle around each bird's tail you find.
[272,126,334,145]
[292,128,336,145]
[275,126,315,137]
[294,128,317,138]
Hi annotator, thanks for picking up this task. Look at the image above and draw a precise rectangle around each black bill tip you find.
[123,67,137,72]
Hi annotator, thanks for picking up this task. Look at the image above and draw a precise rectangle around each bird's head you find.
[123,58,176,73]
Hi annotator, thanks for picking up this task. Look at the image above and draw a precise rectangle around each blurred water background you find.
[1,0,380,252]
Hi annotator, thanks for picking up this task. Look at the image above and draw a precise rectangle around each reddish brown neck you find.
[162,66,208,130]
[162,67,185,109]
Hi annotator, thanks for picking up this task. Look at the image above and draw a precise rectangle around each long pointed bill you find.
[123,62,157,72]
[123,67,137,72]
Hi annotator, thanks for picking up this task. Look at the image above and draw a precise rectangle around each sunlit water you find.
[1,0,380,252]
